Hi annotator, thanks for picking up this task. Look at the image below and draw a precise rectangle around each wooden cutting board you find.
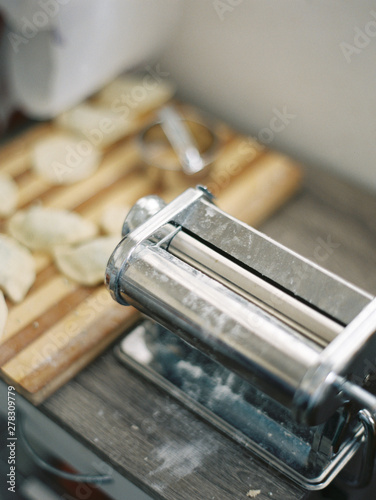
[0,100,301,404]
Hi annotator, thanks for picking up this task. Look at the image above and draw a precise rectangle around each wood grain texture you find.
[43,353,306,500]
[42,166,375,500]
[0,101,301,404]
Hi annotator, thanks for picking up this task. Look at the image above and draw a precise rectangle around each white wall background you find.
[0,0,181,118]
[160,1,376,193]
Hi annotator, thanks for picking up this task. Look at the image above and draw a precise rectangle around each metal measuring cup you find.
[138,105,219,191]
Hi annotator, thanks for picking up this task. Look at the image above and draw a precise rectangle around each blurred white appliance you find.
[0,0,181,118]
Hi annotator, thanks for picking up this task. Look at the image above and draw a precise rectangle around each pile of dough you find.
[0,234,35,302]
[32,132,101,184]
[55,103,133,149]
[0,173,18,217]
[0,291,8,339]
[100,205,130,236]
[95,75,175,115]
[54,236,120,286]
[8,206,98,252]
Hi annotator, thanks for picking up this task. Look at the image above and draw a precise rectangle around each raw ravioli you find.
[0,173,18,217]
[8,206,98,252]
[32,132,101,184]
[95,75,175,115]
[0,234,35,302]
[55,103,132,149]
[54,236,120,286]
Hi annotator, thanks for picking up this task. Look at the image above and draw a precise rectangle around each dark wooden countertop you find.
[40,166,376,500]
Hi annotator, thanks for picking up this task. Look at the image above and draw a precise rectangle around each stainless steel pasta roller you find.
[106,186,376,490]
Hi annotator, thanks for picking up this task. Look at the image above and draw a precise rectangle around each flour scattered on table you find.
[150,441,206,478]
[0,291,8,339]
[8,206,97,251]
[54,236,120,286]
[32,132,101,184]
[247,489,261,498]
[148,437,219,493]
[0,174,18,217]
[100,204,130,236]
[0,234,35,302]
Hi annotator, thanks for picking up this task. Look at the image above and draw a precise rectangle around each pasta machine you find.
[105,186,376,490]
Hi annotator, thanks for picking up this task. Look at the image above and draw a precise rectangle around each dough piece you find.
[246,491,261,498]
[0,291,8,339]
[8,206,98,252]
[100,205,130,236]
[0,173,18,217]
[32,132,101,184]
[55,103,132,149]
[0,234,35,302]
[95,75,175,115]
[54,236,120,286]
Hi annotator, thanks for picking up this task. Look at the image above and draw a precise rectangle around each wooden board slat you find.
[2,287,134,385]
[0,99,302,404]
[4,276,77,341]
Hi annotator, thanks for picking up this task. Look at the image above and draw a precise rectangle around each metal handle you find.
[158,106,205,174]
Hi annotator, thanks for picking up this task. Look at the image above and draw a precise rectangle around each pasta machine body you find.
[106,186,376,490]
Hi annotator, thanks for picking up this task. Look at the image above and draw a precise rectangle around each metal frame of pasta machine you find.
[105,186,376,490]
